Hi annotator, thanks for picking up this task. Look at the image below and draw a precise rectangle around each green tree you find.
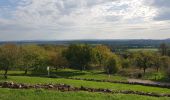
[134,51,154,74]
[48,50,68,71]
[159,43,168,56]
[19,45,40,74]
[64,44,92,71]
[0,44,19,79]
[92,45,112,68]
[152,53,162,72]
[160,56,170,77]
[121,58,131,69]
[104,54,120,75]
[32,46,49,73]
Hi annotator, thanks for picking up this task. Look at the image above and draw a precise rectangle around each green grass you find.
[127,48,158,52]
[0,88,169,100]
[53,69,127,81]
[143,71,166,80]
[0,70,128,82]
[0,75,170,94]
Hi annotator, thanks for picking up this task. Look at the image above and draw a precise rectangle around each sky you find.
[0,0,170,41]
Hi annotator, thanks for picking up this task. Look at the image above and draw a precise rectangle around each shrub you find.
[104,54,121,74]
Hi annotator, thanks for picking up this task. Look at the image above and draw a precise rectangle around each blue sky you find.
[0,0,170,41]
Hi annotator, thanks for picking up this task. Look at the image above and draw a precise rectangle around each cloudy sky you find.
[0,0,170,41]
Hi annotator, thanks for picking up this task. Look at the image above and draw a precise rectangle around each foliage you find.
[160,56,170,77]
[0,88,169,100]
[0,75,170,94]
[92,45,112,68]
[104,54,121,74]
[0,44,19,78]
[19,45,43,74]
[121,58,131,69]
[64,44,92,70]
[48,50,68,70]
[134,51,154,74]
[159,43,169,56]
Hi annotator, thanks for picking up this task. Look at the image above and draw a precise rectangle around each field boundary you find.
[0,81,170,97]
[52,77,170,89]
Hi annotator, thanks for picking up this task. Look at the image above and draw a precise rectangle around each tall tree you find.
[92,45,112,68]
[0,44,19,79]
[159,43,168,56]
[64,44,92,71]
[134,51,154,74]
[19,45,40,74]
[152,53,162,72]
[48,50,68,71]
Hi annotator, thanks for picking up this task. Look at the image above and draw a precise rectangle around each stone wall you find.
[0,81,170,97]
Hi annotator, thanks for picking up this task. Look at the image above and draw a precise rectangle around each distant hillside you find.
[0,39,170,48]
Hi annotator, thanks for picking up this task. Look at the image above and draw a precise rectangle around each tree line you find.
[0,43,170,79]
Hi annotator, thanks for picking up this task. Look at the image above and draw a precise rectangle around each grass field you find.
[0,75,170,94]
[0,70,170,100]
[0,88,169,100]
[127,48,158,52]
[0,69,128,82]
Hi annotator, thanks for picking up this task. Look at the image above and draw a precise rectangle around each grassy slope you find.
[0,88,169,100]
[0,70,128,82]
[53,69,127,81]
[0,76,170,94]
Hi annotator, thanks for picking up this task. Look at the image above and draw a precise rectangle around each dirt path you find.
[128,79,170,86]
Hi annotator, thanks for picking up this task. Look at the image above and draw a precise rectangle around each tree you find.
[121,58,131,69]
[160,56,170,68]
[134,51,154,74]
[64,44,92,71]
[0,44,19,79]
[48,50,68,71]
[160,56,170,77]
[152,53,162,72]
[31,45,49,73]
[19,45,48,74]
[92,45,112,68]
[104,54,120,75]
[159,43,168,56]
[19,45,40,74]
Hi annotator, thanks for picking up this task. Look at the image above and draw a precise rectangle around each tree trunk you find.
[143,68,146,74]
[81,65,84,71]
[81,66,83,71]
[24,69,28,74]
[55,67,58,71]
[83,65,86,70]
[156,67,159,72]
[4,67,8,79]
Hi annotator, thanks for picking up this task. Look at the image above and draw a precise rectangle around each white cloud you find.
[0,0,170,41]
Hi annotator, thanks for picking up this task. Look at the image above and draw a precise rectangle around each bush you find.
[166,67,170,78]
[104,54,121,74]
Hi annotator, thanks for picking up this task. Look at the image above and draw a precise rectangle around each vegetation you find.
[0,75,170,94]
[0,43,170,99]
[64,44,92,71]
[0,43,170,79]
[0,88,169,100]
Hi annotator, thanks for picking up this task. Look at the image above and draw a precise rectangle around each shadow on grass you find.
[154,77,170,83]
[53,71,86,78]
[0,70,87,79]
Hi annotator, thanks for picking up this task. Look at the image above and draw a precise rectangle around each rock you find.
[48,85,54,88]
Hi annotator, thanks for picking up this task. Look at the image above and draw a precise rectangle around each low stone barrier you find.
[64,77,170,89]
[0,81,170,97]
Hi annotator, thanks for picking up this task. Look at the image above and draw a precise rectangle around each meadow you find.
[0,88,170,100]
[0,44,170,100]
[127,48,158,52]
[0,70,170,95]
